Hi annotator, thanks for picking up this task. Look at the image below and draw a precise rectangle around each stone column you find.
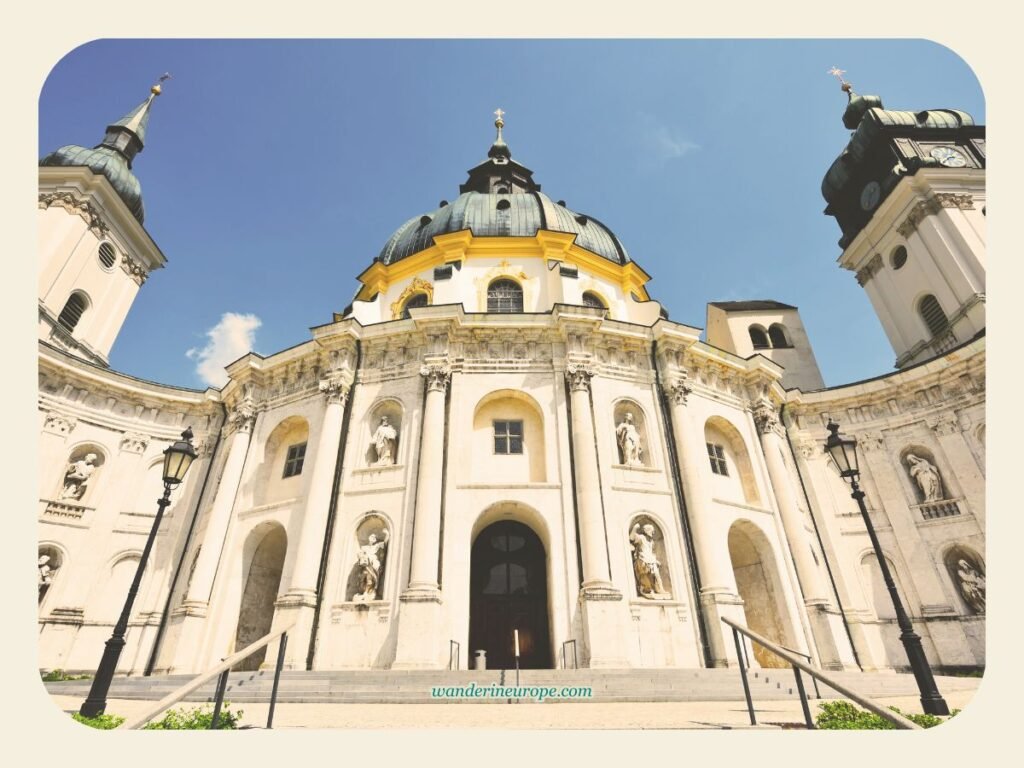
[392,360,449,669]
[275,374,350,667]
[753,401,846,670]
[664,373,739,667]
[171,396,256,671]
[565,361,628,668]
[927,413,985,526]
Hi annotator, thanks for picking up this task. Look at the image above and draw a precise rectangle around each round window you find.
[98,242,117,269]
[891,246,908,270]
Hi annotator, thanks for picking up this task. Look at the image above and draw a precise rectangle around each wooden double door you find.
[469,521,552,670]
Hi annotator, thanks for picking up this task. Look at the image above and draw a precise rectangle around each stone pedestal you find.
[391,591,443,669]
[579,589,629,668]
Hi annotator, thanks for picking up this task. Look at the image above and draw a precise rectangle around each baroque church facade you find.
[37,80,986,677]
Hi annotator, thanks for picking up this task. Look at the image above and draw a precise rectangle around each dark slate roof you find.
[41,145,145,221]
[708,300,797,312]
[822,96,976,204]
[377,190,631,266]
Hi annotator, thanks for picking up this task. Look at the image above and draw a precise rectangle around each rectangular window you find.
[494,420,524,455]
[706,442,729,476]
[559,264,579,278]
[283,442,307,478]
[434,265,453,280]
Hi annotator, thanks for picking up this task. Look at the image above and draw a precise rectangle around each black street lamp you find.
[823,420,950,716]
[80,428,198,718]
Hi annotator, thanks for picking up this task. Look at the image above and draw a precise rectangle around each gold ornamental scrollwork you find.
[391,278,434,320]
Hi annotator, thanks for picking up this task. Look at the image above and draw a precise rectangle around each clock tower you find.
[821,77,985,369]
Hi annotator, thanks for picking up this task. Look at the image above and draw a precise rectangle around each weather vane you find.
[828,66,853,94]
[151,72,172,95]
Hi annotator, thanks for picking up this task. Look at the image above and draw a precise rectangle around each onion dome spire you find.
[40,75,170,223]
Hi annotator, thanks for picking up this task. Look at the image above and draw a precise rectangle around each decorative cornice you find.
[897,193,974,238]
[752,398,782,436]
[855,253,883,287]
[38,192,109,238]
[119,431,149,454]
[318,372,352,405]
[420,360,451,392]
[565,360,596,392]
[119,253,149,285]
[666,371,694,406]
[42,410,77,437]
[926,413,961,437]
[228,396,258,433]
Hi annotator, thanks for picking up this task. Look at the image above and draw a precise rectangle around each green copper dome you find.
[377,113,631,266]
[40,85,163,223]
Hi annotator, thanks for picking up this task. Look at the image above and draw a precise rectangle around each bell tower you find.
[821,70,985,369]
[38,78,169,366]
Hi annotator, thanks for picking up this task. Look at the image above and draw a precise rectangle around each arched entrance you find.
[233,525,287,671]
[728,521,792,669]
[469,520,551,669]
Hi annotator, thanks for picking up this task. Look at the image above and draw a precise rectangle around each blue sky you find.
[39,39,985,390]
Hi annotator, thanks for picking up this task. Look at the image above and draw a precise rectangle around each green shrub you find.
[71,712,125,729]
[815,700,959,730]
[42,669,92,682]
[143,703,244,730]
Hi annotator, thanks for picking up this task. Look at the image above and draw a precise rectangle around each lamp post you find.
[823,420,949,716]
[80,428,198,718]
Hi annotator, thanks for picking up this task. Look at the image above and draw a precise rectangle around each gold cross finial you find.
[493,108,505,143]
[828,66,853,94]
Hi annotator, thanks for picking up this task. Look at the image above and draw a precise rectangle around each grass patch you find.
[42,669,92,682]
[815,700,960,730]
[143,703,244,730]
[71,712,125,729]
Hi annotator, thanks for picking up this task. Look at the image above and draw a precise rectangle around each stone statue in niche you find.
[354,528,390,602]
[60,453,98,500]
[906,454,943,502]
[629,522,670,600]
[38,555,58,602]
[955,558,986,614]
[371,415,398,466]
[616,412,644,466]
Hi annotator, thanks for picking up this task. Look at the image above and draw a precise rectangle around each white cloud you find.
[637,113,699,169]
[186,312,261,387]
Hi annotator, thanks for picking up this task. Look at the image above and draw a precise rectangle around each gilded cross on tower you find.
[152,72,172,96]
[494,108,506,143]
[828,66,853,94]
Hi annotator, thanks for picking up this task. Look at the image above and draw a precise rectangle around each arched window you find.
[918,294,950,338]
[487,279,523,313]
[581,291,605,309]
[57,292,88,333]
[768,323,791,348]
[401,292,429,319]
[748,325,769,350]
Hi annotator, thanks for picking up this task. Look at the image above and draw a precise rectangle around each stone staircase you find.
[42,667,980,706]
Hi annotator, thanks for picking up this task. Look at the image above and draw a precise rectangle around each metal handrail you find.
[772,642,821,699]
[722,617,921,730]
[120,623,295,730]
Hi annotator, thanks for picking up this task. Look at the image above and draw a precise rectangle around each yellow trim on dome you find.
[354,231,650,303]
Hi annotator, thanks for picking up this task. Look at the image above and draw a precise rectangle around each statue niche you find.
[903,450,945,503]
[347,516,391,602]
[614,402,649,468]
[944,548,985,615]
[629,517,671,600]
[58,448,105,502]
[365,402,402,468]
[38,547,62,604]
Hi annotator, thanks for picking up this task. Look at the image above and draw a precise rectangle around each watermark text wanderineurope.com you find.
[431,683,593,702]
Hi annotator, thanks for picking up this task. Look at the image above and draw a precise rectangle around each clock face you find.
[860,180,881,211]
[930,146,967,168]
